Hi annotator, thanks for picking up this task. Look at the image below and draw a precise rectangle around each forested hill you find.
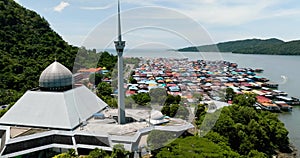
[178,38,300,55]
[0,0,78,104]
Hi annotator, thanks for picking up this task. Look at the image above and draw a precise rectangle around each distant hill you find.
[178,38,300,55]
[0,0,78,104]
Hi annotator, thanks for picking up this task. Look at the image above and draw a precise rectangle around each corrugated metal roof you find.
[0,86,107,130]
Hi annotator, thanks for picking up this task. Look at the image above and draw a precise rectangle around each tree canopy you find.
[0,0,78,105]
[154,94,291,157]
[198,94,290,156]
[156,136,240,158]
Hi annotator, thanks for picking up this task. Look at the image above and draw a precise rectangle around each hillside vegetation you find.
[0,0,78,105]
[178,38,300,55]
[154,94,292,157]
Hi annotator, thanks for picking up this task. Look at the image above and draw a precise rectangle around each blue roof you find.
[93,113,104,117]
[169,86,180,92]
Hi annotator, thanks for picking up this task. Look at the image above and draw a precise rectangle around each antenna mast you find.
[118,0,122,42]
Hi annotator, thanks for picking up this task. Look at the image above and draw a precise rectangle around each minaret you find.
[114,0,126,124]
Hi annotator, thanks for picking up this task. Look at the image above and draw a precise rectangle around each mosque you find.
[0,60,193,157]
[0,1,193,157]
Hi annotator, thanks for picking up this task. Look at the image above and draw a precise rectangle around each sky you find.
[14,0,300,50]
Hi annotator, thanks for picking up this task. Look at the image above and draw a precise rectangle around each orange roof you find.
[224,83,234,87]
[261,103,278,107]
[78,67,102,73]
[256,96,271,103]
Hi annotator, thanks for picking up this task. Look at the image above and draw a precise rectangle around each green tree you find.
[89,73,103,86]
[225,87,235,101]
[87,148,108,158]
[97,52,117,71]
[204,101,290,156]
[247,150,268,158]
[103,96,118,108]
[128,76,137,84]
[53,149,77,158]
[194,104,206,125]
[169,104,179,117]
[111,144,130,158]
[156,136,240,158]
[165,95,181,105]
[161,104,170,116]
[232,93,256,107]
[131,93,151,106]
[97,82,113,98]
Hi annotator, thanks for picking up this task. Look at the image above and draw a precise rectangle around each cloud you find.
[124,0,155,6]
[54,1,70,12]
[123,0,287,26]
[80,3,114,10]
[180,0,280,25]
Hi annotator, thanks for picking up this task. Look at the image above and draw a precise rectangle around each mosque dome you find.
[39,61,73,91]
[150,110,164,120]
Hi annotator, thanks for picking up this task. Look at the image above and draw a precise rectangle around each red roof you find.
[166,84,177,87]
[126,90,136,95]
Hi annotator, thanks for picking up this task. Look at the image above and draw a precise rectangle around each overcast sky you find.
[15,0,300,50]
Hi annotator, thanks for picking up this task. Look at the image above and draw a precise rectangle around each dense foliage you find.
[0,0,120,108]
[153,94,291,157]
[96,52,117,71]
[96,82,117,108]
[0,0,78,105]
[197,94,290,157]
[129,89,181,107]
[131,93,151,106]
[53,145,129,158]
[178,38,300,55]
[156,136,240,158]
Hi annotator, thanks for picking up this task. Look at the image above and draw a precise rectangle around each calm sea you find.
[120,50,300,153]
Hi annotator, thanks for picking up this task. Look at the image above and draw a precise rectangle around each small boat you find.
[276,96,300,105]
[254,68,264,73]
[255,102,281,113]
[290,97,300,105]
[274,101,292,112]
[273,90,288,96]
[262,82,279,88]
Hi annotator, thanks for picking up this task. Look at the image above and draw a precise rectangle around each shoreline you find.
[125,57,298,157]
[277,144,298,158]
[177,51,300,56]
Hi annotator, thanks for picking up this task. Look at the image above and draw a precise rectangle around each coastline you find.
[126,58,298,157]
[277,144,298,158]
[177,50,300,56]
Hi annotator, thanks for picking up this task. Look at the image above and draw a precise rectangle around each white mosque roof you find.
[39,61,73,91]
[0,86,108,130]
[150,110,164,120]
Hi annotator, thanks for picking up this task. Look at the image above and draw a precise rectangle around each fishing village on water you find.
[78,57,300,113]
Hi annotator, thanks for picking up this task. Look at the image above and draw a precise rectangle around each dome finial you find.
[39,61,73,91]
